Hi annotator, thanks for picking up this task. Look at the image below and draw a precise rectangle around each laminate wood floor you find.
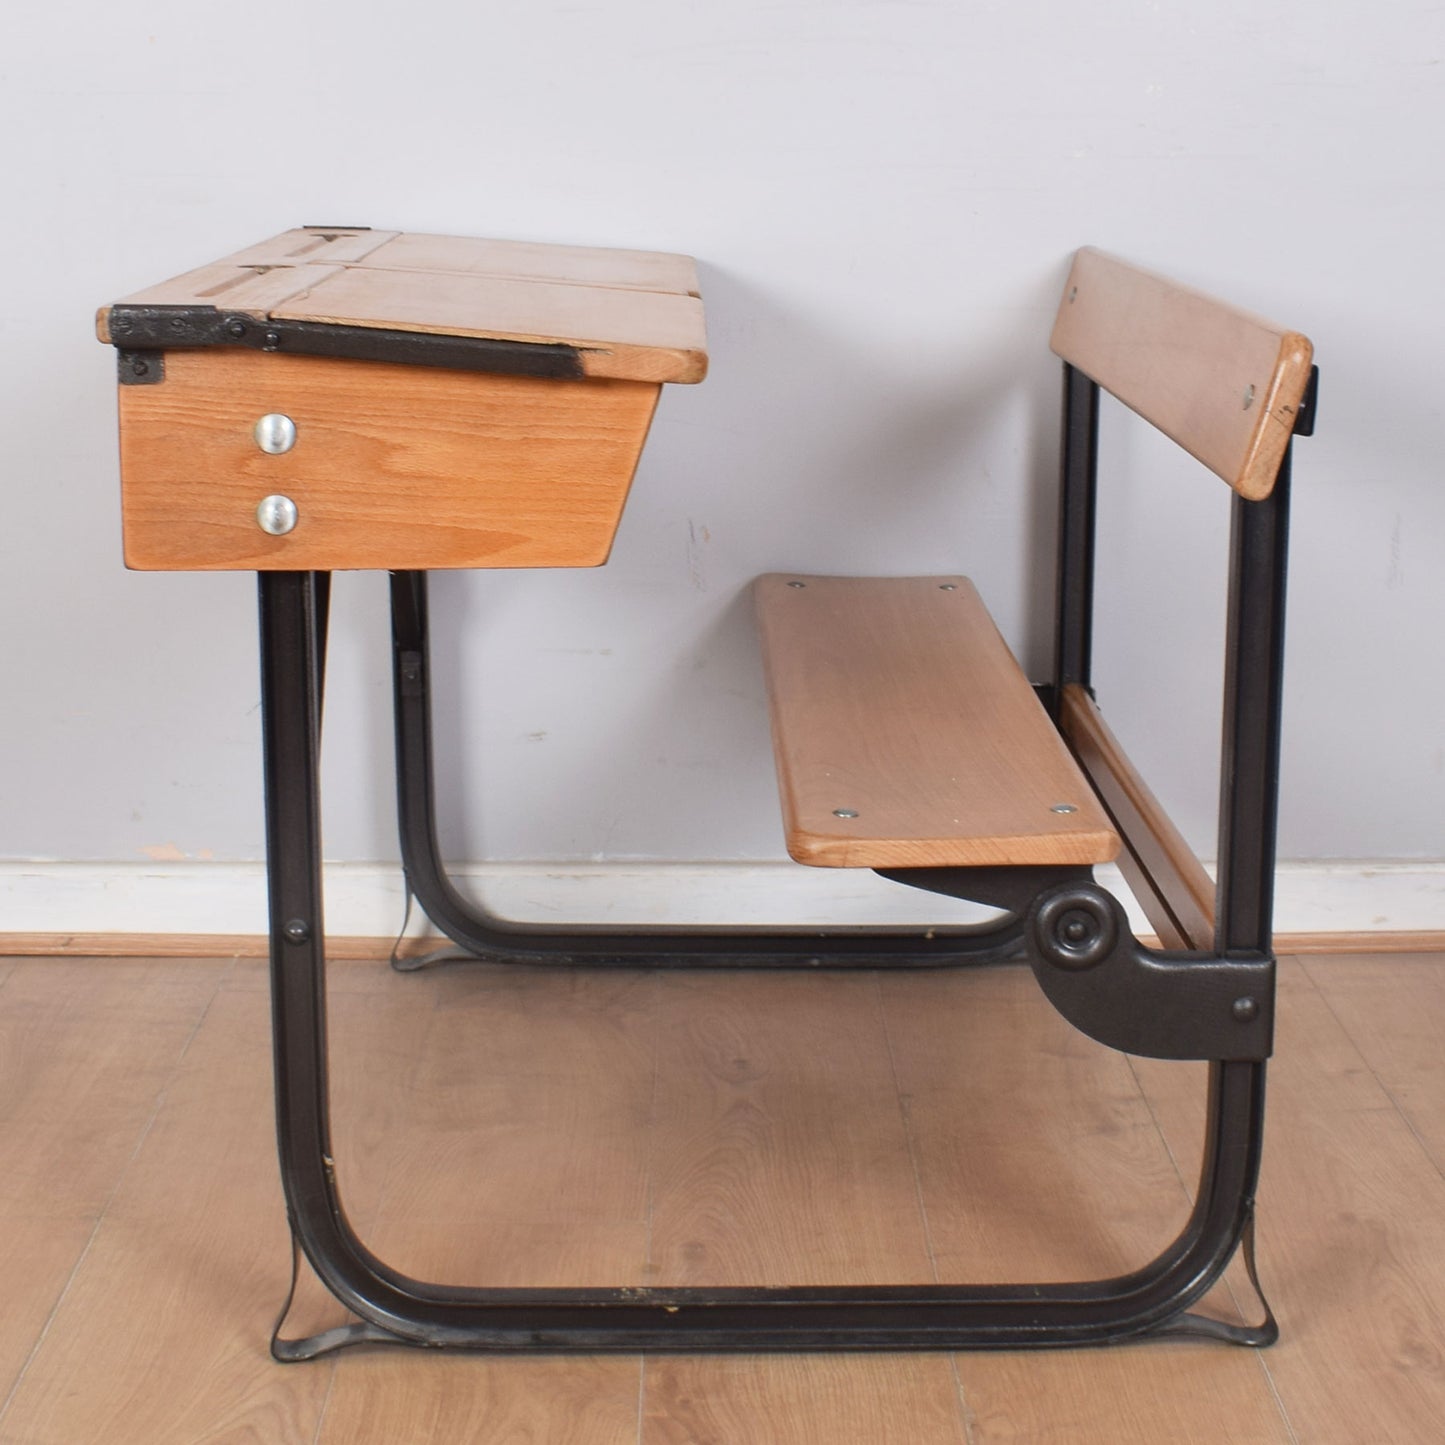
[0,950,1441,1443]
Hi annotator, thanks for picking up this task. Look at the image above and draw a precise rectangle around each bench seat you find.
[754,574,1121,869]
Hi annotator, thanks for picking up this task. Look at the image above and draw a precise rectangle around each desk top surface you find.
[100,228,707,384]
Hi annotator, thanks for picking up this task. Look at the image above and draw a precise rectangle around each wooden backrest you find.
[1050,248,1313,500]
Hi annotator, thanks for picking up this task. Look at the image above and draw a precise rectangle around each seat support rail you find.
[387,568,1028,970]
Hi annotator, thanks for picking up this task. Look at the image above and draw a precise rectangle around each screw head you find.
[129,357,149,377]
[256,494,299,536]
[939,583,957,591]
[225,318,247,338]
[283,918,311,944]
[1051,803,1078,814]
[787,580,807,589]
[1242,383,1256,410]
[833,808,859,819]
[253,413,297,454]
[1232,996,1259,1023]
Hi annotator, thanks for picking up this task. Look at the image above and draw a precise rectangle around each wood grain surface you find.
[755,574,1120,867]
[1061,682,1216,949]
[2,951,1444,1441]
[271,264,706,382]
[103,226,707,384]
[100,260,346,323]
[1132,957,1445,1445]
[118,348,659,571]
[6,927,1445,957]
[1051,247,1313,500]
[221,228,400,267]
[357,231,701,296]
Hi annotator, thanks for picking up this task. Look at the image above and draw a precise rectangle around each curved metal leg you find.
[262,570,1273,1357]
[388,569,1028,970]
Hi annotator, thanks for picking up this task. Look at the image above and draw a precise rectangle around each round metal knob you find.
[256,495,298,536]
[1031,885,1120,971]
[253,413,297,454]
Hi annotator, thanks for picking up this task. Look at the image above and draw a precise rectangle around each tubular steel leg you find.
[1053,363,1100,711]
[1216,453,1292,957]
[259,568,1273,1359]
[388,569,1026,969]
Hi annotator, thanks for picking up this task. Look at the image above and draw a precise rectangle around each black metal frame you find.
[110,305,587,381]
[388,568,1027,972]
[257,358,1312,1359]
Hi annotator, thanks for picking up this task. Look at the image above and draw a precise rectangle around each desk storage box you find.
[98,227,707,571]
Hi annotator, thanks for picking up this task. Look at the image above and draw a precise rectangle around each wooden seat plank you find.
[754,575,1120,869]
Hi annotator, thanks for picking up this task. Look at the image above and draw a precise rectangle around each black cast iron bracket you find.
[881,868,1274,1061]
[1024,882,1273,1061]
[1291,365,1319,437]
[876,863,1093,917]
[116,348,164,384]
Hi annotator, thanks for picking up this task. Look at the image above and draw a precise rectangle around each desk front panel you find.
[117,349,660,571]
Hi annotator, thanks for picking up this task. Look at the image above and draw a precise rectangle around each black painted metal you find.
[251,340,1313,1358]
[106,305,587,379]
[262,573,1276,1355]
[387,569,1028,970]
[1215,451,1292,958]
[116,348,164,384]
[1292,366,1319,438]
[1023,883,1273,1060]
[876,863,1091,916]
[312,572,330,720]
[1053,364,1100,710]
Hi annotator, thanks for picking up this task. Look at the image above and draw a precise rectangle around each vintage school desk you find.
[99,230,1316,1358]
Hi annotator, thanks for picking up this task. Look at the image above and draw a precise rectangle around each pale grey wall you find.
[2,0,1441,869]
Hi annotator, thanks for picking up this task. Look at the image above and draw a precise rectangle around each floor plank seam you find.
[0,956,235,1433]
[874,974,977,1445]
[348,962,453,1249]
[948,1355,978,1445]
[1299,955,1445,1188]
[1125,1048,1299,1437]
[11,951,1443,1440]
[641,972,664,1283]
[1257,1351,1303,1445]
[634,1353,646,1445]
[636,973,663,1442]
[309,1358,342,1445]
[1136,1037,1317,1445]
[872,974,941,1283]
[1123,1054,1192,1204]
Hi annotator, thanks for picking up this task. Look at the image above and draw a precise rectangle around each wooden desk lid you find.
[98,227,707,384]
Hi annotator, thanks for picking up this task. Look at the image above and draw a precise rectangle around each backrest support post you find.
[1214,449,1292,956]
[1053,362,1101,710]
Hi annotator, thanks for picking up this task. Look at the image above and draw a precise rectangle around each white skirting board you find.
[1,859,1443,939]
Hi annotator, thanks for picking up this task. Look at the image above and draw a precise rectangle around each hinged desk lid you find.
[99,227,707,384]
